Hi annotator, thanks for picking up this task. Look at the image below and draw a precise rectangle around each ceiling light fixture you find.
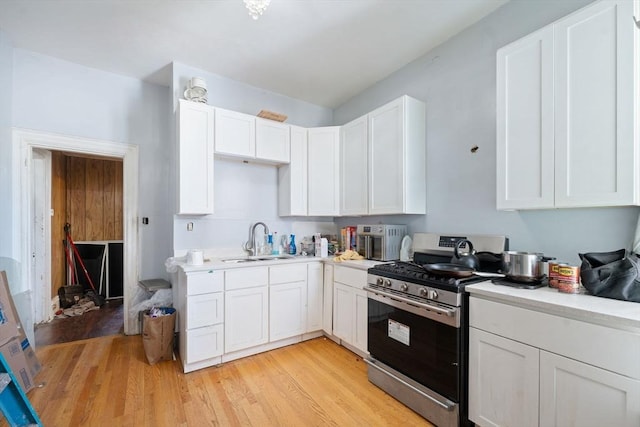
[244,0,271,20]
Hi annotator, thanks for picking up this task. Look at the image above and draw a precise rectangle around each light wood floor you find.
[20,335,433,426]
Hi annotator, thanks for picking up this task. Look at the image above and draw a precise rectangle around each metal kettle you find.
[451,239,480,270]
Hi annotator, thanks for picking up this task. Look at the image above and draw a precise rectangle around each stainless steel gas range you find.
[364,233,507,427]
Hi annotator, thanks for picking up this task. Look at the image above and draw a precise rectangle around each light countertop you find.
[466,281,640,332]
[177,256,383,273]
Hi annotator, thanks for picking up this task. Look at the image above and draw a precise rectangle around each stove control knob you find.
[400,283,408,292]
[383,279,392,287]
[376,277,384,286]
[428,289,439,300]
[419,288,428,297]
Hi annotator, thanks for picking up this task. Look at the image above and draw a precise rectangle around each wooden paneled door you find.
[51,153,123,298]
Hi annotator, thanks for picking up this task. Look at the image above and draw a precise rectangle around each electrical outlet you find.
[187,222,193,231]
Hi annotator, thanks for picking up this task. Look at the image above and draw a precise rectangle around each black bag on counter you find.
[578,249,640,303]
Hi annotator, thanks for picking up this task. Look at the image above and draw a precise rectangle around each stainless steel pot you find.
[501,251,553,282]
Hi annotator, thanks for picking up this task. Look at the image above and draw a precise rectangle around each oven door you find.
[366,290,461,402]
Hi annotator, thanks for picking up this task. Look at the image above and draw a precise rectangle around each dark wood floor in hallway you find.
[34,297,124,346]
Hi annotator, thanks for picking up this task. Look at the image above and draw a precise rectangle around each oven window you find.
[368,298,460,401]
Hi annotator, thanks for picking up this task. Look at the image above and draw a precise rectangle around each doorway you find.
[15,129,139,341]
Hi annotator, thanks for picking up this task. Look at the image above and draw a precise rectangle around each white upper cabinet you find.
[496,27,555,210]
[214,107,290,164]
[177,99,214,215]
[497,0,639,210]
[214,107,255,158]
[278,125,308,216]
[368,96,426,215]
[308,126,340,216]
[256,117,290,163]
[554,0,637,207]
[340,115,368,216]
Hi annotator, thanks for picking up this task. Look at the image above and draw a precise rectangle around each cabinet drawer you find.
[186,324,224,363]
[187,292,223,329]
[470,296,640,379]
[334,265,366,288]
[270,264,307,284]
[225,267,269,290]
[186,270,223,295]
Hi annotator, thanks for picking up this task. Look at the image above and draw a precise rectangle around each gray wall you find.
[0,30,20,287]
[11,49,173,281]
[334,0,640,265]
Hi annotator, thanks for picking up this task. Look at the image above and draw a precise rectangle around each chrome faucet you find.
[243,222,270,256]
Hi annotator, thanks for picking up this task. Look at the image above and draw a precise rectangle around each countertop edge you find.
[466,282,640,332]
[177,257,383,272]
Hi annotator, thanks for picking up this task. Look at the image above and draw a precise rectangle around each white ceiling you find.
[0,0,508,108]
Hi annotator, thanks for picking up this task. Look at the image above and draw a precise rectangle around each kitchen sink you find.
[221,255,296,263]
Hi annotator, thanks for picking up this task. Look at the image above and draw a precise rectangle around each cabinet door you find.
[186,270,224,296]
[369,98,404,214]
[278,125,307,216]
[353,288,368,354]
[554,0,637,207]
[306,263,323,333]
[270,281,306,341]
[340,115,368,215]
[468,327,539,427]
[322,264,334,334]
[214,107,256,158]
[368,96,425,215]
[177,100,214,214]
[224,286,268,353]
[187,292,223,330]
[496,27,555,210]
[332,282,354,343]
[540,350,640,427]
[186,324,223,363]
[256,118,290,163]
[307,127,340,216]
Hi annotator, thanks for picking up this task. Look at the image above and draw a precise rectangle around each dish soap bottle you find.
[289,234,297,255]
[272,232,279,255]
[266,234,273,255]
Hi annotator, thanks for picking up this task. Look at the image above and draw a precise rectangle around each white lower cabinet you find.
[306,263,323,333]
[332,265,368,355]
[176,269,224,373]
[322,264,334,335]
[468,327,539,427]
[469,296,640,427]
[225,286,269,353]
[269,263,308,341]
[353,289,368,353]
[224,267,269,353]
[186,324,224,365]
[539,351,640,427]
[177,261,369,372]
[270,281,306,341]
[333,282,354,343]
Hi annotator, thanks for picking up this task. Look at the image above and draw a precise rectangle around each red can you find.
[549,263,580,289]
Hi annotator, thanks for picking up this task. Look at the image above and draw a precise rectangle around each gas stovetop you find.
[368,232,508,294]
[369,261,486,293]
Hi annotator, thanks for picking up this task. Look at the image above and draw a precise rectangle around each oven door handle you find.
[364,358,455,411]
[365,286,456,317]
